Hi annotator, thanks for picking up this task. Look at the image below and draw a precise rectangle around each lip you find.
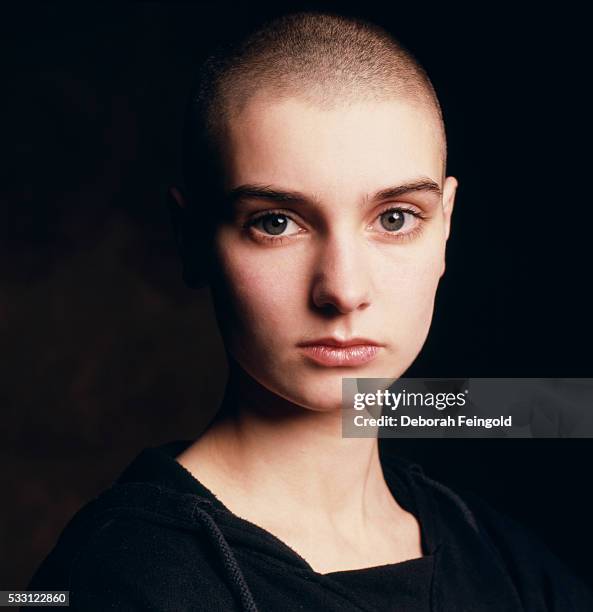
[298,337,383,367]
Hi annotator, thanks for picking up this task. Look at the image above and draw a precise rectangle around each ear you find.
[166,185,206,289]
[169,186,187,209]
[440,175,458,278]
[167,186,188,253]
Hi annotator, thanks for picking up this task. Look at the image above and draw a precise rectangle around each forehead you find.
[219,95,444,196]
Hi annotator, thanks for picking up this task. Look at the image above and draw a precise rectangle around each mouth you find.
[297,337,383,367]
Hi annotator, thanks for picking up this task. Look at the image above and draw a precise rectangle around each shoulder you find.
[459,490,593,611]
[384,456,593,610]
[25,484,235,611]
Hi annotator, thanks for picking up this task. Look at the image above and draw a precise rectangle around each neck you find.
[186,359,396,527]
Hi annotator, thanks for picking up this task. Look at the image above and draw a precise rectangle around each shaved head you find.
[183,11,447,202]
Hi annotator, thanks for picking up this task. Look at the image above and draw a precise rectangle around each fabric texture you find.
[25,439,593,611]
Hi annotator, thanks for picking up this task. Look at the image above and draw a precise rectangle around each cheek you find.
[214,239,307,341]
[391,258,441,310]
[375,238,444,339]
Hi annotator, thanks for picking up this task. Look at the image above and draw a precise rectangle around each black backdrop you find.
[2,2,591,590]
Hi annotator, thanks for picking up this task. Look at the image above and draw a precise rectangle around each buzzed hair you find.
[175,11,447,287]
[182,11,446,203]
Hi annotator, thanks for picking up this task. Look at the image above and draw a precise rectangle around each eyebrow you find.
[225,178,442,208]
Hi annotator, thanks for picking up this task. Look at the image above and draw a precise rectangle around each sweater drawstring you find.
[193,504,259,612]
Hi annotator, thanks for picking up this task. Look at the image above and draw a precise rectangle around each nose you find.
[311,233,373,315]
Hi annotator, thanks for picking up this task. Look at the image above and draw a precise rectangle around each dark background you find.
[2,1,591,590]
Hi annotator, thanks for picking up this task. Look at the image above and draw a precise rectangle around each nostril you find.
[311,285,371,316]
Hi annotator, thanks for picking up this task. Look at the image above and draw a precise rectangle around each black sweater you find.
[26,439,593,611]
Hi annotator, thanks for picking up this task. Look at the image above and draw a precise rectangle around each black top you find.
[25,439,593,611]
[166,440,435,611]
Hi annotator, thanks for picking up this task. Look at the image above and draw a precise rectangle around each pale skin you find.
[173,93,457,574]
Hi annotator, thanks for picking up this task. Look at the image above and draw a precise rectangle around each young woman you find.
[26,11,592,611]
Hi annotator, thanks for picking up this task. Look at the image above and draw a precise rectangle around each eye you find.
[371,207,424,236]
[249,212,302,237]
[380,209,406,231]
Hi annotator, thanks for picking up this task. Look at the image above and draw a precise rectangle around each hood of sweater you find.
[90,439,526,612]
[30,438,592,611]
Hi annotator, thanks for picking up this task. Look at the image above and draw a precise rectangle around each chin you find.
[304,395,344,413]
[264,373,343,414]
[288,362,405,413]
[290,384,344,413]
[288,372,361,413]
